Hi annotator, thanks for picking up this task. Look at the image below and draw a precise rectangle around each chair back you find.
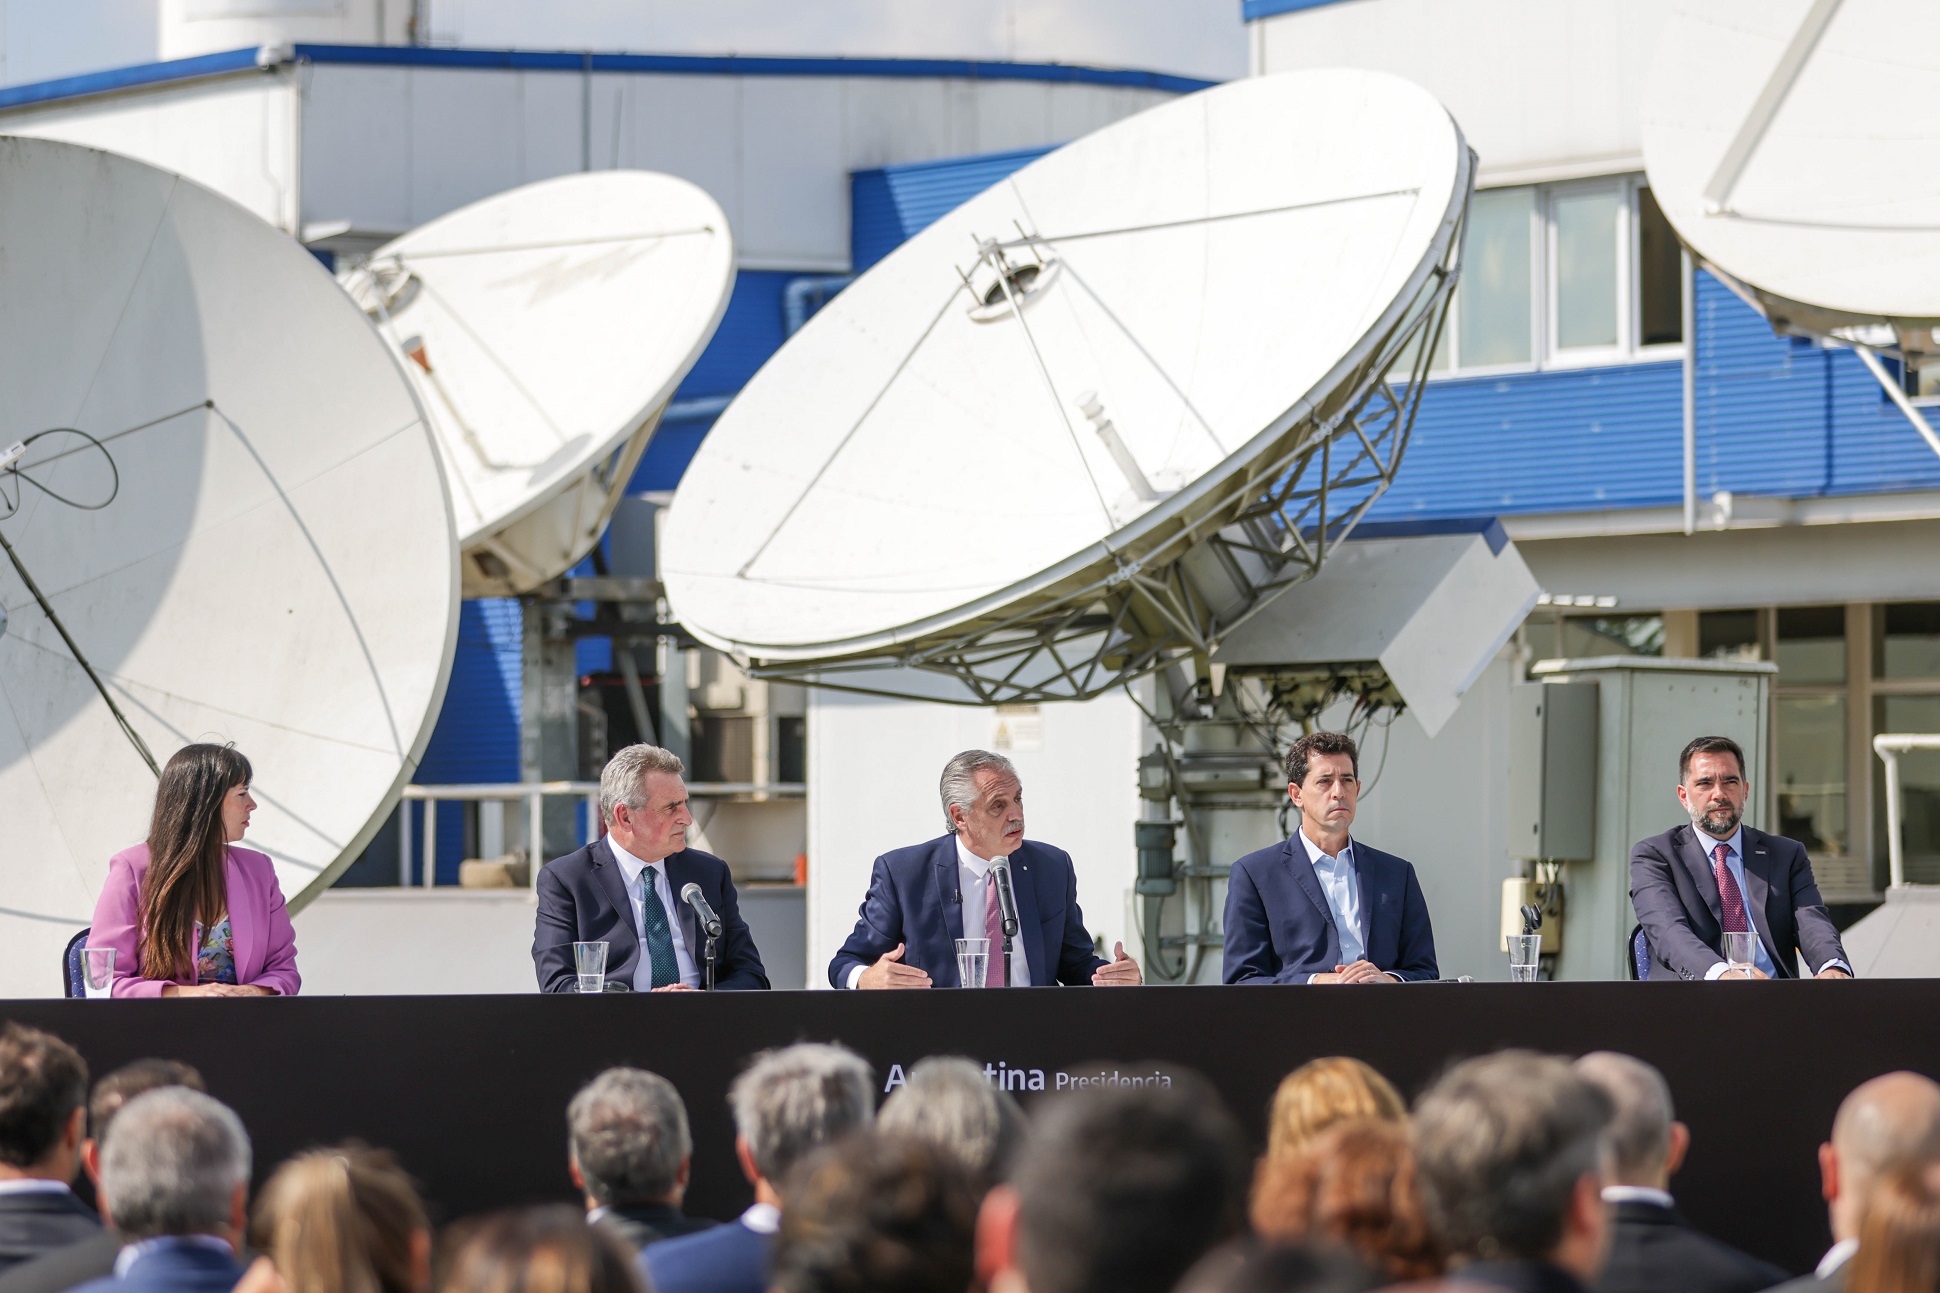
[1629,924,1651,982]
[62,928,91,998]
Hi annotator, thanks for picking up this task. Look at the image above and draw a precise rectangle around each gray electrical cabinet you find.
[1529,656,1775,981]
[1508,681,1599,861]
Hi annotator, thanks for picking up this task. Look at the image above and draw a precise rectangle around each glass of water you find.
[955,938,990,989]
[573,941,609,994]
[1508,933,1542,983]
[81,947,116,999]
[1721,931,1758,979]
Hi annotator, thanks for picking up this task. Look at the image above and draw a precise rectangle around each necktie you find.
[1712,842,1749,934]
[638,868,681,989]
[984,872,1007,988]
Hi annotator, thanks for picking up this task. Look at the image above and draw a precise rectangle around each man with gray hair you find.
[533,743,768,993]
[878,1056,1025,1192]
[1573,1053,1783,1293]
[1412,1049,1614,1293]
[568,1068,716,1253]
[828,749,1140,989]
[67,1089,250,1293]
[644,1043,875,1293]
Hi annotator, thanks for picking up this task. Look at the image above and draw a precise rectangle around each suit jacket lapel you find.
[224,848,264,981]
[1010,845,1046,984]
[591,838,641,966]
[1354,845,1379,951]
[1678,827,1726,925]
[1739,830,1785,976]
[665,851,701,956]
[1282,838,1343,962]
[931,840,965,987]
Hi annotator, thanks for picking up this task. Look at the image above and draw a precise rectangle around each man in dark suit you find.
[1222,731,1437,984]
[568,1068,715,1253]
[827,750,1141,989]
[533,744,767,993]
[1573,1052,1786,1293]
[1764,1071,1940,1293]
[0,1060,207,1293]
[644,1044,874,1293]
[0,1025,98,1278]
[69,1089,250,1293]
[1630,735,1852,982]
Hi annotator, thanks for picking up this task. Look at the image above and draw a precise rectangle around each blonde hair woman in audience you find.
[237,1146,429,1293]
[1249,1120,1443,1281]
[438,1207,643,1293]
[1263,1058,1405,1161]
[1847,1161,1940,1293]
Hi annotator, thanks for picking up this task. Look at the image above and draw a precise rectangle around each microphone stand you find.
[995,861,1020,988]
[704,933,717,992]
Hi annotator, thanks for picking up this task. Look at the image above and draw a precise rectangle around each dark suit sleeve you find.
[1052,858,1110,986]
[1223,856,1299,984]
[533,861,580,994]
[1392,862,1439,981]
[1786,841,1851,977]
[709,868,770,991]
[828,857,905,988]
[1630,835,1723,982]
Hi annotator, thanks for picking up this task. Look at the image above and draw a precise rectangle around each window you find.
[1415,175,1683,379]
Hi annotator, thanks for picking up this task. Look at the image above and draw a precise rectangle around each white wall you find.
[298,64,1171,267]
[0,0,159,87]
[805,688,1142,987]
[159,0,409,59]
[0,73,297,228]
[1254,0,1675,184]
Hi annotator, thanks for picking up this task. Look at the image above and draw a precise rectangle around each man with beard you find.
[1630,735,1852,981]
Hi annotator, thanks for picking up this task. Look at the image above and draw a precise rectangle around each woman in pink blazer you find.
[90,743,301,998]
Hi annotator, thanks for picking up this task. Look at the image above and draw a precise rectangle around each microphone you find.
[681,882,723,937]
[990,859,1021,940]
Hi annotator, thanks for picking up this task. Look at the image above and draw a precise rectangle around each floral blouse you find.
[195,916,239,985]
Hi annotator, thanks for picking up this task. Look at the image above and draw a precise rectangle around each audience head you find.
[253,1145,430,1293]
[1250,1120,1441,1281]
[567,1068,692,1211]
[1573,1052,1687,1190]
[978,1072,1248,1293]
[1264,1058,1405,1161]
[1847,1161,1940,1293]
[877,1057,1025,1192]
[1411,1050,1612,1279]
[438,1206,641,1293]
[84,1058,206,1186]
[1824,1072,1940,1245]
[144,742,255,978]
[1174,1240,1379,1293]
[0,1021,88,1183]
[99,1086,252,1244]
[772,1130,979,1293]
[729,1043,875,1204]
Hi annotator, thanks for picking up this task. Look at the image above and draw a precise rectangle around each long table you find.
[6,982,1934,1277]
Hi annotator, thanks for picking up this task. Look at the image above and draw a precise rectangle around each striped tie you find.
[1712,843,1749,934]
[984,874,1007,988]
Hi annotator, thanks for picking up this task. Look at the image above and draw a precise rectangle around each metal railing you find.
[1874,733,1940,890]
[396,781,807,890]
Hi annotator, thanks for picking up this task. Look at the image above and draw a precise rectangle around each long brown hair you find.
[1250,1119,1443,1281]
[253,1145,429,1293]
[1849,1162,1940,1293]
[140,743,251,978]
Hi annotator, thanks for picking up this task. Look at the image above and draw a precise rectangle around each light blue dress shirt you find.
[1297,829,1367,978]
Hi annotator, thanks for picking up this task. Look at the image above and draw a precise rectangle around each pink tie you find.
[984,876,1007,987]
[1712,842,1749,934]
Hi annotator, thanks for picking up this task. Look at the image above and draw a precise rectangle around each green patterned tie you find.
[639,868,681,989]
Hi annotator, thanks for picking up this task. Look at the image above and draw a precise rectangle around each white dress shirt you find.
[0,1180,74,1198]
[1817,1238,1859,1279]
[608,837,700,991]
[1695,827,1851,980]
[1601,1185,1675,1209]
[843,837,1034,988]
[114,1236,234,1276]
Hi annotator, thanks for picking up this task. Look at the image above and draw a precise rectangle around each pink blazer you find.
[90,843,302,998]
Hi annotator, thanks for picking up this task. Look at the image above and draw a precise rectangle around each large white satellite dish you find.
[663,69,1471,703]
[1642,0,1940,341]
[0,137,458,994]
[340,171,735,598]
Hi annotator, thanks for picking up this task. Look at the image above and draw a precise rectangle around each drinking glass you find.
[1721,931,1758,979]
[1507,933,1542,983]
[955,938,990,989]
[573,941,609,994]
[81,947,116,999]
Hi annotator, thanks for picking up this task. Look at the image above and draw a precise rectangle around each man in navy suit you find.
[828,750,1141,989]
[70,1088,249,1293]
[1630,735,1852,982]
[0,1025,97,1278]
[534,744,768,994]
[644,1043,874,1293]
[1223,731,1437,984]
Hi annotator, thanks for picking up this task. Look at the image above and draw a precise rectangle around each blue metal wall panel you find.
[407,597,523,883]
[850,146,1052,272]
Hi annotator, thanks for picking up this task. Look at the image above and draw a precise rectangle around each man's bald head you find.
[1826,1072,1940,1243]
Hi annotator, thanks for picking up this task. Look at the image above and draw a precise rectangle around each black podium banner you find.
[7,981,1934,1277]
